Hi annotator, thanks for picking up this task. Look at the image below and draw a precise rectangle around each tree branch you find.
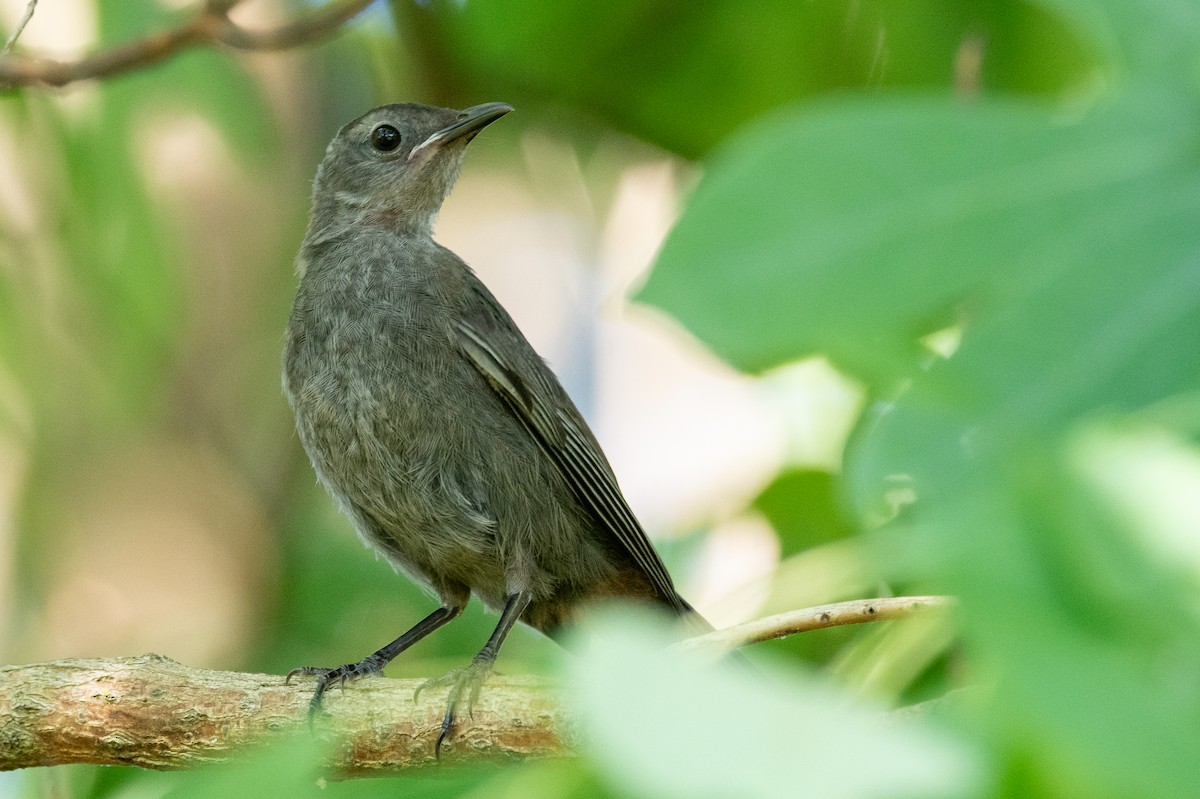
[0,597,953,774]
[679,595,953,652]
[0,654,566,774]
[0,0,376,89]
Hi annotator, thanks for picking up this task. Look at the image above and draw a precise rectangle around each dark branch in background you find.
[0,0,376,89]
[0,597,952,774]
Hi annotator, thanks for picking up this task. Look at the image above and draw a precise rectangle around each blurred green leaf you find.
[571,611,981,799]
[162,737,327,799]
[867,417,1200,797]
[753,468,856,557]
[415,0,1092,158]
[636,0,1200,796]
[159,735,494,799]
[1028,0,1200,78]
[638,90,1196,387]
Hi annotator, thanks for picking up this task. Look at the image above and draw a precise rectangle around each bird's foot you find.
[413,656,495,758]
[285,657,387,720]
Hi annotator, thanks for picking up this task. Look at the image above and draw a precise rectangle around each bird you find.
[282,101,713,754]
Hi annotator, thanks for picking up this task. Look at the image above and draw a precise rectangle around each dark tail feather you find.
[672,594,715,635]
[670,594,756,670]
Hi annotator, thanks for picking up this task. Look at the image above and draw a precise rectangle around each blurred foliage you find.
[571,611,978,799]
[410,0,1092,158]
[2,0,1197,797]
[753,468,856,557]
[637,0,1200,796]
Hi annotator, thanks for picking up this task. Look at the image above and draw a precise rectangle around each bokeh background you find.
[2,0,1199,797]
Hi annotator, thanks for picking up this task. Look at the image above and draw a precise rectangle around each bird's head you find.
[309,101,512,238]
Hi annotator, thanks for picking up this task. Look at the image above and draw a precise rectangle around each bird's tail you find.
[672,594,715,636]
[670,594,755,669]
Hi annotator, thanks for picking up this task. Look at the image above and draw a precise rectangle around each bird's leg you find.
[415,590,532,757]
[287,602,464,720]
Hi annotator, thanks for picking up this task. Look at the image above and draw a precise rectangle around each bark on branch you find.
[0,596,950,774]
[0,655,566,774]
[0,0,376,89]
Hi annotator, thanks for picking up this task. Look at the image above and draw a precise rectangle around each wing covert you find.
[454,319,685,611]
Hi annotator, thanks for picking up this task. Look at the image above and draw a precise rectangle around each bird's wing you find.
[455,312,686,613]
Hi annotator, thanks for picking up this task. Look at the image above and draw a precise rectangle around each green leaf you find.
[159,734,494,799]
[419,0,1092,158]
[1028,0,1200,78]
[753,468,856,557]
[897,470,1200,799]
[638,90,1197,386]
[570,610,980,799]
[637,2,1200,795]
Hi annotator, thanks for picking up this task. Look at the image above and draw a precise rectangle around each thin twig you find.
[2,0,37,55]
[679,595,954,652]
[214,0,378,50]
[0,0,376,89]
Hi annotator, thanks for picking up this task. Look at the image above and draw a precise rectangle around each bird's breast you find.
[284,280,466,455]
[283,281,507,589]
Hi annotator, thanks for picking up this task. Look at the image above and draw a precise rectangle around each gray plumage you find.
[283,102,704,750]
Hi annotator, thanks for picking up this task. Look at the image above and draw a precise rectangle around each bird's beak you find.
[408,102,513,163]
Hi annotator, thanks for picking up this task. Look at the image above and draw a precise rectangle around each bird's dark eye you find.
[370,124,402,152]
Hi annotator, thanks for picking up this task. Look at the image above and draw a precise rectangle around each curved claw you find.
[413,668,459,703]
[435,708,455,760]
[466,673,487,717]
[285,665,326,685]
[427,659,495,759]
[285,659,386,723]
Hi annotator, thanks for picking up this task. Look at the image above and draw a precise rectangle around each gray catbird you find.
[283,102,711,752]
